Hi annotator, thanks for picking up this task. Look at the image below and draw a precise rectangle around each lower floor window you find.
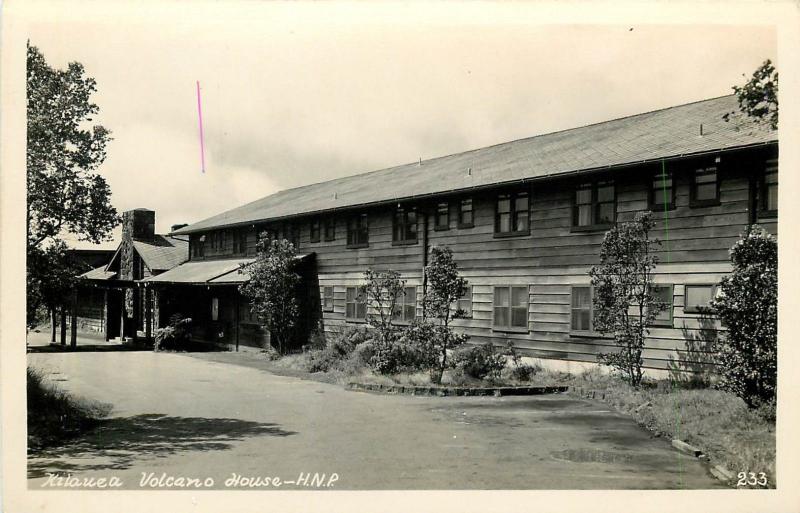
[493,286,528,330]
[571,286,592,332]
[456,286,473,318]
[650,284,674,326]
[392,286,416,322]
[323,286,334,312]
[346,287,367,320]
[684,284,718,313]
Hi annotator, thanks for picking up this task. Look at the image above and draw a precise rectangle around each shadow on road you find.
[27,344,149,353]
[27,413,296,478]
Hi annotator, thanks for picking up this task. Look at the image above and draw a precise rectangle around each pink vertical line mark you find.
[196,81,206,173]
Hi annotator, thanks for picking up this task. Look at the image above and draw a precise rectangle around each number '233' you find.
[736,472,768,487]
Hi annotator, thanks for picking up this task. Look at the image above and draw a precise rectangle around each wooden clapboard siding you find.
[187,146,776,372]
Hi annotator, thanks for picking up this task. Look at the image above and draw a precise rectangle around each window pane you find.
[346,288,355,302]
[597,185,614,202]
[498,197,511,213]
[695,183,717,201]
[494,307,509,327]
[404,304,415,320]
[515,194,529,211]
[651,286,672,322]
[346,303,355,318]
[512,286,527,307]
[573,310,590,331]
[511,307,528,328]
[767,184,778,211]
[686,286,713,310]
[498,213,511,233]
[695,170,717,184]
[576,188,591,205]
[653,186,672,205]
[515,211,529,232]
[597,203,614,224]
[572,287,591,308]
[577,205,592,226]
[494,287,510,307]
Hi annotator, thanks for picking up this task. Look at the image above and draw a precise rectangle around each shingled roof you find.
[132,235,189,272]
[173,94,777,235]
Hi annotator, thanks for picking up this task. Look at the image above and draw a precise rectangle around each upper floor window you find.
[324,217,336,241]
[322,286,334,312]
[493,285,528,332]
[435,202,450,231]
[347,213,369,248]
[392,286,417,322]
[573,181,615,229]
[495,191,529,237]
[310,218,321,243]
[650,170,676,211]
[232,229,247,255]
[393,206,417,244]
[760,158,778,218]
[345,286,367,320]
[458,198,474,228]
[690,164,720,207]
[192,236,205,258]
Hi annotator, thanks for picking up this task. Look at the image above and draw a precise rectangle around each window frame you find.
[455,286,473,318]
[494,191,530,238]
[491,285,529,333]
[309,218,321,243]
[324,217,336,241]
[392,206,418,245]
[322,286,334,313]
[649,284,674,327]
[759,159,778,219]
[232,228,247,255]
[649,169,676,212]
[684,284,718,314]
[345,286,367,321]
[569,285,594,335]
[571,180,616,231]
[346,213,369,249]
[689,165,721,208]
[458,198,474,229]
[392,286,417,323]
[434,202,450,231]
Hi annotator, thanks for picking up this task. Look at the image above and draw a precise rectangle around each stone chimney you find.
[122,208,156,242]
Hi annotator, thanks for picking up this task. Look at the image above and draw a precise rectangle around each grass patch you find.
[569,369,775,488]
[27,367,111,451]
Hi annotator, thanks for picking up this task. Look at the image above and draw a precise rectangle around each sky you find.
[27,4,776,249]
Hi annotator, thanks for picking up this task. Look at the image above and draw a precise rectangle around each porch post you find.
[59,305,67,345]
[145,286,153,344]
[235,297,240,352]
[50,308,57,343]
[103,289,110,341]
[70,289,78,348]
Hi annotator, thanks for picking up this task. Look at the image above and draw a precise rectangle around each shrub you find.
[504,342,537,381]
[589,211,664,387]
[453,343,507,380]
[306,326,370,373]
[712,225,777,409]
[365,336,430,375]
[154,314,192,351]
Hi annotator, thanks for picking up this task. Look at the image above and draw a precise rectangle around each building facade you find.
[90,95,780,374]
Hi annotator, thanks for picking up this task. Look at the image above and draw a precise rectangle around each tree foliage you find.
[723,59,778,130]
[26,42,119,327]
[589,212,665,387]
[711,225,777,409]
[239,235,300,354]
[360,269,406,343]
[420,246,470,384]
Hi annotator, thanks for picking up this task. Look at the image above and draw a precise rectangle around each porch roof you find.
[80,266,117,281]
[142,258,255,285]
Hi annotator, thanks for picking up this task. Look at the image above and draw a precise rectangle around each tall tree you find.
[27,42,118,252]
[26,42,119,327]
[724,59,778,130]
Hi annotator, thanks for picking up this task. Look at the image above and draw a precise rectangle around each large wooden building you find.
[103,95,780,373]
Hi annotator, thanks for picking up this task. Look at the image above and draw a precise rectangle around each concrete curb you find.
[346,382,569,397]
[671,439,705,458]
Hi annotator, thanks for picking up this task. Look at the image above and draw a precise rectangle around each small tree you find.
[361,269,406,343]
[723,59,778,129]
[239,235,300,354]
[421,246,469,384]
[712,225,777,409]
[589,212,665,387]
[26,241,81,330]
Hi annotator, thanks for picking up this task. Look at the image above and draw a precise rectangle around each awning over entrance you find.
[142,254,313,285]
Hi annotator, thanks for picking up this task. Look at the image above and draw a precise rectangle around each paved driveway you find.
[27,351,722,489]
